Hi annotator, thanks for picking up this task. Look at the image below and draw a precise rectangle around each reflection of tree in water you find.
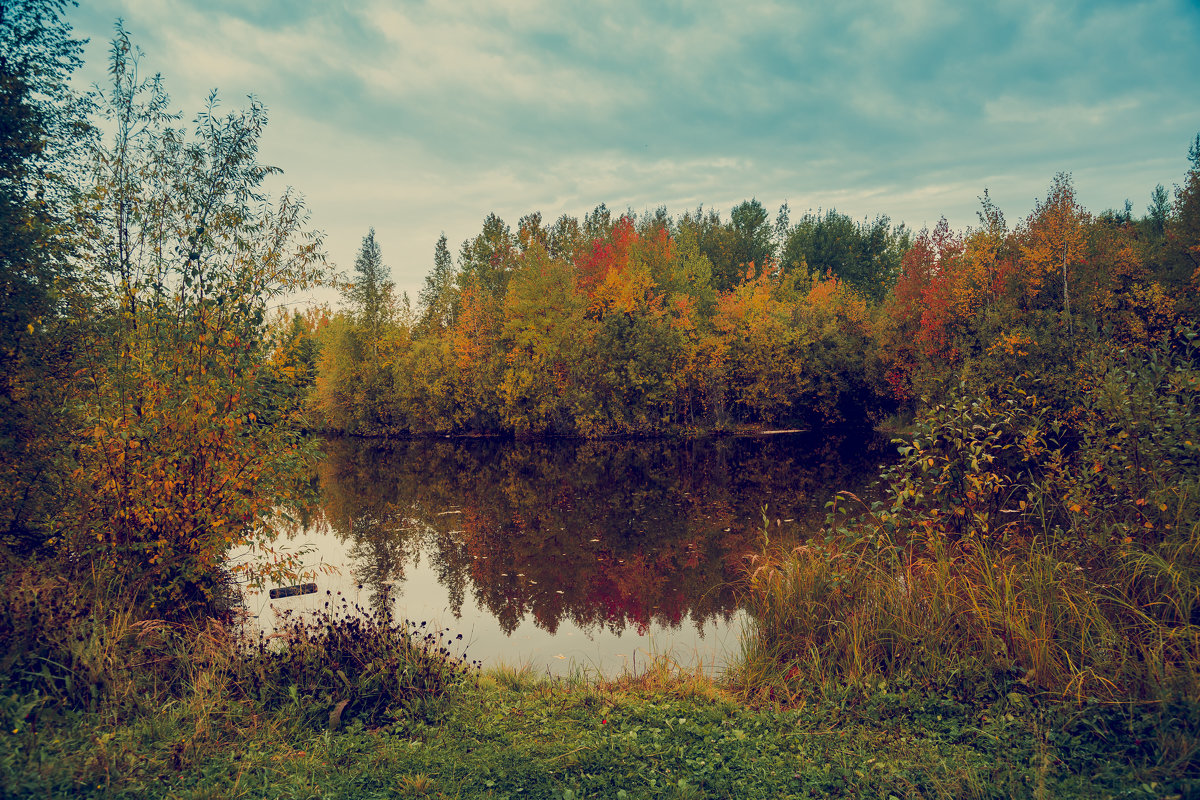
[316,431,888,634]
[317,445,468,615]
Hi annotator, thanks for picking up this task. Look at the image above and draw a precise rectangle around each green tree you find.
[417,233,457,333]
[348,228,393,355]
[781,210,909,302]
[678,206,739,291]
[0,0,87,551]
[1162,133,1200,310]
[458,212,515,300]
[547,213,582,262]
[730,198,773,276]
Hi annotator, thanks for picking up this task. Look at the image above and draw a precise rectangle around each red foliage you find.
[893,219,964,362]
[577,216,637,297]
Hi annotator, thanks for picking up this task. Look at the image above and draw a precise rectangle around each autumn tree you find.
[499,242,588,434]
[1019,173,1088,333]
[879,219,967,402]
[516,210,549,253]
[713,267,800,422]
[71,26,327,611]
[446,274,503,431]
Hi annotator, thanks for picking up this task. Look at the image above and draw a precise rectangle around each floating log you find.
[269,583,317,599]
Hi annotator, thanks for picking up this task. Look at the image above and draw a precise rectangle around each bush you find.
[238,593,476,728]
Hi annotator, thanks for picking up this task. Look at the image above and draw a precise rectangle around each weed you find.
[237,591,477,729]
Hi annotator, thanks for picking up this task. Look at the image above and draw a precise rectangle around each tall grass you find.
[0,561,475,739]
[732,327,1200,703]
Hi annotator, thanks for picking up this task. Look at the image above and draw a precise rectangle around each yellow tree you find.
[499,242,589,434]
[447,275,503,430]
[957,190,1008,317]
[70,28,327,612]
[1020,173,1088,333]
[712,263,803,422]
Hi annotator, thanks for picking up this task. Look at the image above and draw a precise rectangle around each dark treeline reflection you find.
[315,431,889,637]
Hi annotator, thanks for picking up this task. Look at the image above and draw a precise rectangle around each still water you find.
[243,431,889,676]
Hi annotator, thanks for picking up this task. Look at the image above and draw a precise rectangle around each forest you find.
[3,1,1200,796]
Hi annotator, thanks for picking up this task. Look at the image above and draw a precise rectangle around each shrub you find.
[238,593,476,728]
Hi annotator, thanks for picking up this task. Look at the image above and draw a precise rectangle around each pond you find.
[241,430,892,677]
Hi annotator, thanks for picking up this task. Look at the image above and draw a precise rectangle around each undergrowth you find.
[729,326,1200,791]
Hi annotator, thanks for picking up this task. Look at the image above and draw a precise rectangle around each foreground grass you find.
[3,658,1197,800]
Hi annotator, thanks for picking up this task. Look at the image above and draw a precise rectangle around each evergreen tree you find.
[418,232,457,333]
[1146,184,1170,238]
[1162,133,1200,310]
[348,228,393,354]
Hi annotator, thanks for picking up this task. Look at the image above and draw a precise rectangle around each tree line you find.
[314,153,1200,437]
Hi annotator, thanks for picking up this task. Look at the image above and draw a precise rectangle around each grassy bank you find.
[4,652,1196,798]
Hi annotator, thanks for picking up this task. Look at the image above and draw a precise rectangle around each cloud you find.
[67,0,1200,297]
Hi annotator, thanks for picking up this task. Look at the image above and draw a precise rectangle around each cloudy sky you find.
[67,0,1200,304]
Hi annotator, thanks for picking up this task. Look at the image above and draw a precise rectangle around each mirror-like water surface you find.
[245,431,889,675]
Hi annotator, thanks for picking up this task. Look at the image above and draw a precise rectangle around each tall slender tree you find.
[1020,173,1087,334]
[348,228,393,355]
[418,232,457,332]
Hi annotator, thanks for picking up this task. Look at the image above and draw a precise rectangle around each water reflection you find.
[312,431,887,651]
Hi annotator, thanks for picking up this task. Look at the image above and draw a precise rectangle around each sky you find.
[66,0,1200,306]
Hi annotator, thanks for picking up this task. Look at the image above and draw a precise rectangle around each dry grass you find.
[731,504,1200,704]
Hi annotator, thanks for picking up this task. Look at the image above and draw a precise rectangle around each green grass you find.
[3,653,1197,799]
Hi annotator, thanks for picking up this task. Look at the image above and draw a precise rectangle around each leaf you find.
[328,698,350,730]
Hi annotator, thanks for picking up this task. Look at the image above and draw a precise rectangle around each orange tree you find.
[64,28,326,614]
